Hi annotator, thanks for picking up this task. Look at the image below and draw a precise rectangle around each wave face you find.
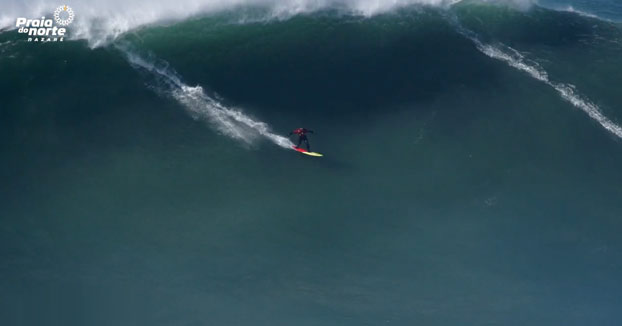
[452,2,622,139]
[107,1,622,142]
[118,45,293,148]
[3,3,622,326]
[473,41,622,138]
[4,1,620,142]
[2,2,621,144]
[537,0,622,22]
[452,20,622,139]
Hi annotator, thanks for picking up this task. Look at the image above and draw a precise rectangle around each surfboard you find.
[292,146,323,157]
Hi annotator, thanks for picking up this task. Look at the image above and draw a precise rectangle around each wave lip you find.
[1,0,474,47]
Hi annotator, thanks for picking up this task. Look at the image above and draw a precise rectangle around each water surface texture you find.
[1,1,622,325]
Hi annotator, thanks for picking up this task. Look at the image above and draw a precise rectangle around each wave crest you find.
[0,0,536,47]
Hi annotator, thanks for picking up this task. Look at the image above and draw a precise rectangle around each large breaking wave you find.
[3,0,620,144]
[1,0,535,47]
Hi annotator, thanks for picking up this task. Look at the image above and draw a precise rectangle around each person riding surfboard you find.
[289,127,314,151]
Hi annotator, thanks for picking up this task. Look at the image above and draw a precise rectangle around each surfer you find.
[289,128,314,151]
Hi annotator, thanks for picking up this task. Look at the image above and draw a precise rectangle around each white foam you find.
[536,3,616,23]
[469,37,622,139]
[561,5,600,20]
[121,47,294,148]
[172,85,294,148]
[0,0,539,47]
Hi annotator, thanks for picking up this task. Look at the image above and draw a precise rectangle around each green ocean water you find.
[1,3,622,325]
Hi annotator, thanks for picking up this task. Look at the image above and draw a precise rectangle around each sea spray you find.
[1,0,509,47]
[116,44,294,148]
[474,42,622,139]
[452,23,622,140]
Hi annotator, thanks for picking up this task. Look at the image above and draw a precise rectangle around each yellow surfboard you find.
[293,146,323,157]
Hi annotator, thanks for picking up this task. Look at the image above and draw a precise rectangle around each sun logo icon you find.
[53,5,74,26]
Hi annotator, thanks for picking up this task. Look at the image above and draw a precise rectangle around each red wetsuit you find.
[289,128,314,151]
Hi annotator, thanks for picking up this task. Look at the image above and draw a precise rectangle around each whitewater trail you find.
[456,28,622,140]
[117,45,294,149]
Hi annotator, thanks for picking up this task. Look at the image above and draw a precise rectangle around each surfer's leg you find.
[304,139,310,151]
[296,137,303,148]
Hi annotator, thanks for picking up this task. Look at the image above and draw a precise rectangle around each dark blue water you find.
[1,3,622,325]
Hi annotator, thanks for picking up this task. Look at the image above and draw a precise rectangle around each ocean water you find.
[538,0,622,22]
[1,1,622,325]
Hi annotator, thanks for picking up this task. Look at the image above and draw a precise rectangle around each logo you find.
[54,5,75,26]
[15,5,74,42]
